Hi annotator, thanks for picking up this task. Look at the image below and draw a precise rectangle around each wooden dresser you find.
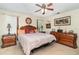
[50,32,77,48]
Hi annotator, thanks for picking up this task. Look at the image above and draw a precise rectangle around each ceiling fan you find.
[35,3,54,15]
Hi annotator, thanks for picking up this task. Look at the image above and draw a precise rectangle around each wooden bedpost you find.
[17,16,19,36]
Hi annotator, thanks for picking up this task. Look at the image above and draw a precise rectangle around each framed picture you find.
[46,23,51,28]
[54,16,71,26]
[25,17,32,24]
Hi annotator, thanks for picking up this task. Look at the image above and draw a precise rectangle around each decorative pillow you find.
[30,30,35,33]
[25,29,36,33]
[18,29,25,35]
[25,29,30,33]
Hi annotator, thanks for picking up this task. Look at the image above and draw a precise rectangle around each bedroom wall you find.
[43,9,79,47]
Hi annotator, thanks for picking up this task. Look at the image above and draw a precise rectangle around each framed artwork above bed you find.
[54,16,71,26]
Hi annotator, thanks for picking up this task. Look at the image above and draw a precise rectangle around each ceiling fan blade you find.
[47,3,53,7]
[46,8,54,11]
[35,9,41,12]
[35,4,42,8]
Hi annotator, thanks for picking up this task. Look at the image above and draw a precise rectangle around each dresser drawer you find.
[59,40,73,47]
[3,38,16,43]
[59,38,73,43]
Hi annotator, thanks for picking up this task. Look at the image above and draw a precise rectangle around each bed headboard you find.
[19,25,37,33]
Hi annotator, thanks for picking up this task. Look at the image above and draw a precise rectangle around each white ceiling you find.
[0,3,79,17]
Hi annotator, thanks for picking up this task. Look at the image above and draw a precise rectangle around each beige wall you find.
[44,9,79,47]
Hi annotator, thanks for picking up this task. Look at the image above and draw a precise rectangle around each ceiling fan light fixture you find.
[41,9,47,12]
[35,3,54,15]
[41,9,44,13]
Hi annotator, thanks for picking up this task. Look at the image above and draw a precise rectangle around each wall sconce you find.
[7,24,11,34]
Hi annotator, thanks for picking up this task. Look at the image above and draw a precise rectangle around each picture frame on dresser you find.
[54,16,71,26]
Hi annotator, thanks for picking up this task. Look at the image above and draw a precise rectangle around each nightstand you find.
[1,34,16,48]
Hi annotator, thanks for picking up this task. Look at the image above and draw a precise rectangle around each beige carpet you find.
[0,42,79,55]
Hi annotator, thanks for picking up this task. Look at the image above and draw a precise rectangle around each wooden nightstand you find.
[1,34,16,48]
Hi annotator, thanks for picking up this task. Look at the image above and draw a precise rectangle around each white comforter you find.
[18,33,56,55]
